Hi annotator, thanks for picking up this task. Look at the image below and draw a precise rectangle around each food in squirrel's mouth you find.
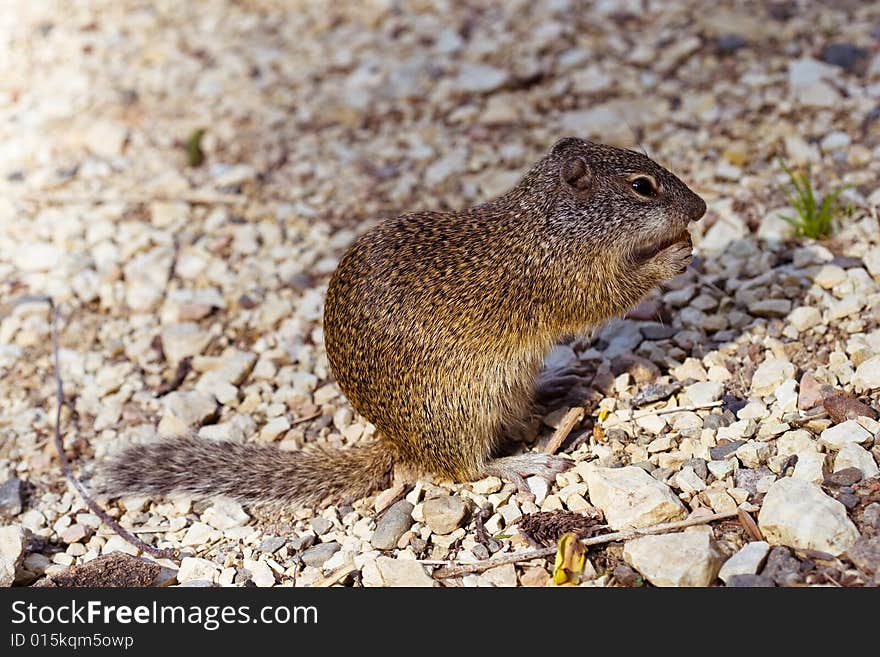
[632,230,692,263]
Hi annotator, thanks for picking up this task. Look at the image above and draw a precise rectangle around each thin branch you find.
[290,410,323,426]
[542,406,585,455]
[630,400,722,419]
[430,509,743,578]
[37,297,179,561]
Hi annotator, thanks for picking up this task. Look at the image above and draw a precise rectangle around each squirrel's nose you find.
[689,195,707,223]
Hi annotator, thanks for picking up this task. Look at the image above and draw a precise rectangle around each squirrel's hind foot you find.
[482,453,571,493]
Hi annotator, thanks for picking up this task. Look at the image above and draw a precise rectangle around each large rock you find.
[819,420,873,450]
[371,500,414,550]
[757,478,860,556]
[0,525,28,587]
[422,496,469,535]
[834,444,879,479]
[853,356,880,393]
[586,466,687,530]
[718,541,770,583]
[623,529,723,587]
[372,557,435,587]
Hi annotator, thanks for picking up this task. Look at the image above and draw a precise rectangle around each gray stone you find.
[371,500,414,550]
[0,479,22,518]
[822,43,869,74]
[748,299,791,318]
[845,536,880,575]
[725,574,775,587]
[422,496,469,535]
[259,536,287,554]
[710,440,744,460]
[761,546,802,586]
[309,517,333,535]
[300,542,341,568]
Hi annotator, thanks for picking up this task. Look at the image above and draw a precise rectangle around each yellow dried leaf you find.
[552,532,586,586]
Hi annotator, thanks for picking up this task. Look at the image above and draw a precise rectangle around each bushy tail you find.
[98,436,394,507]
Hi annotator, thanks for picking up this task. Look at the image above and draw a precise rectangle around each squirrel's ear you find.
[550,136,583,155]
[561,156,593,191]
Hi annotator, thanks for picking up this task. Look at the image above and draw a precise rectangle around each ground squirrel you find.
[101,137,706,506]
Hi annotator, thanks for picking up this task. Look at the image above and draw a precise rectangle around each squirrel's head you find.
[540,137,706,277]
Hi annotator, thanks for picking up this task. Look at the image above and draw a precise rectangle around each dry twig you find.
[542,406,585,455]
[18,296,179,561]
[430,509,742,578]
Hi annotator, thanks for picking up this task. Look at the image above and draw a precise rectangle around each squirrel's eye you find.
[630,176,658,198]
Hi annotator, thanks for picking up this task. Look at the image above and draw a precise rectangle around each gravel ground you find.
[1,1,879,587]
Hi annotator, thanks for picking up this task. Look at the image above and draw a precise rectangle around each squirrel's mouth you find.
[631,229,692,264]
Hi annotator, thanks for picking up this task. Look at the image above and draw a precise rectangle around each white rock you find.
[478,564,518,587]
[853,356,880,392]
[12,243,62,273]
[775,379,798,412]
[0,525,27,587]
[834,444,880,479]
[718,541,770,583]
[177,557,219,584]
[757,208,797,242]
[735,441,771,468]
[863,246,880,279]
[814,264,847,289]
[777,429,818,456]
[160,390,217,430]
[471,476,502,495]
[623,529,723,587]
[788,59,839,107]
[124,246,174,312]
[681,381,724,406]
[757,478,860,556]
[453,63,509,93]
[526,476,549,504]
[374,556,435,587]
[672,466,706,493]
[259,416,291,442]
[244,559,275,587]
[586,466,686,530]
[203,499,249,530]
[699,202,746,254]
[791,451,827,484]
[161,322,211,364]
[828,294,864,321]
[86,120,128,157]
[707,459,736,479]
[750,358,795,396]
[819,420,872,450]
[787,306,822,332]
[820,131,850,151]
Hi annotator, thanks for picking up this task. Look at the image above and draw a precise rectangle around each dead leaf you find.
[553,532,586,586]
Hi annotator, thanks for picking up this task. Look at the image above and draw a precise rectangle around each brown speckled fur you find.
[101,137,705,506]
